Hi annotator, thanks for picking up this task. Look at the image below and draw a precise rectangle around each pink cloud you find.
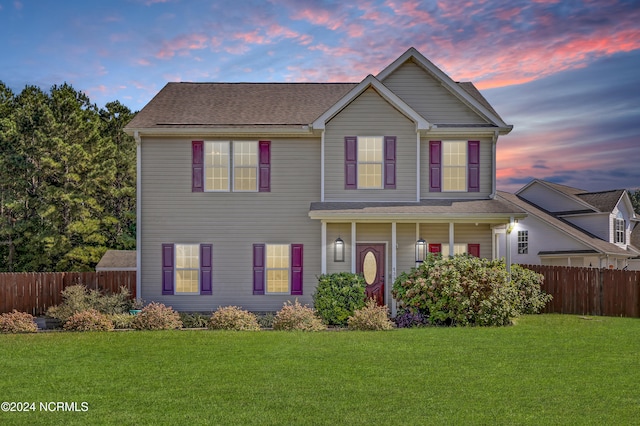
[155,33,208,59]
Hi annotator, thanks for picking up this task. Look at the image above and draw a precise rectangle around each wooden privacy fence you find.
[0,271,136,316]
[520,265,640,318]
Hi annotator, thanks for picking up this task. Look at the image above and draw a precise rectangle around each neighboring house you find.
[124,47,524,313]
[95,250,137,272]
[496,180,640,269]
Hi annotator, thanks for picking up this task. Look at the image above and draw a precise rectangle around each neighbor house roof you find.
[309,199,525,222]
[497,191,632,257]
[95,250,137,271]
[524,180,626,214]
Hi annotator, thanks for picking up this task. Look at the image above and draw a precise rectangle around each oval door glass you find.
[363,251,377,285]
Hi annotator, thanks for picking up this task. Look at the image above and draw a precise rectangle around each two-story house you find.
[496,180,640,269]
[124,47,524,313]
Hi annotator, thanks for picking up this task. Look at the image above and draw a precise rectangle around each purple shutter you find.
[259,141,271,192]
[161,244,174,295]
[468,244,480,258]
[384,136,396,189]
[291,244,303,295]
[253,244,265,295]
[344,136,357,189]
[192,141,204,192]
[428,243,442,254]
[200,244,212,295]
[429,141,441,192]
[468,141,480,192]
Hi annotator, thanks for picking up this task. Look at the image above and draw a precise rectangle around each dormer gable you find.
[377,47,511,133]
[312,74,429,132]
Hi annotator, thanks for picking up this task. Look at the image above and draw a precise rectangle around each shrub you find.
[347,299,394,331]
[394,309,428,328]
[180,312,209,328]
[392,254,519,327]
[108,313,135,329]
[63,309,114,332]
[511,264,552,314]
[313,272,366,326]
[208,306,261,331]
[272,300,326,331]
[46,285,134,322]
[0,310,38,334]
[131,302,182,330]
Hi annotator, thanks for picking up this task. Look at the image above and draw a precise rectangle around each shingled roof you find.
[497,191,632,256]
[125,82,357,130]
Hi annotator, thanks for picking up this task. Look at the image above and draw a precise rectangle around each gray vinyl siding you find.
[381,60,488,125]
[420,137,493,199]
[326,223,353,274]
[324,88,417,201]
[140,136,320,312]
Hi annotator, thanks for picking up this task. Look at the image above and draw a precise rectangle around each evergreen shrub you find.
[313,272,366,326]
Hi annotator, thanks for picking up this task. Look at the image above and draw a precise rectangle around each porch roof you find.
[309,199,525,223]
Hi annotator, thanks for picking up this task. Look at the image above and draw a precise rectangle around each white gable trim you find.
[377,47,510,130]
[311,74,430,131]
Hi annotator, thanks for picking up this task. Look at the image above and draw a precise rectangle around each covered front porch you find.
[309,200,526,312]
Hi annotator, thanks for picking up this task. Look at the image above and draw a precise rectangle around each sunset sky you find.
[1,0,638,192]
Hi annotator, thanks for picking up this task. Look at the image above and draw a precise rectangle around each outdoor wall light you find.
[415,237,427,263]
[334,236,345,262]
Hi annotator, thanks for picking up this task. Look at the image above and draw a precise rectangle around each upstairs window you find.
[192,140,270,192]
[358,136,383,189]
[442,141,467,191]
[429,140,480,192]
[344,136,396,190]
[615,212,625,244]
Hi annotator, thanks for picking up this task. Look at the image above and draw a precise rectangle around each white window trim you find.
[518,230,529,254]
[442,140,467,192]
[175,243,200,295]
[265,244,291,294]
[204,141,259,193]
[357,136,384,190]
[615,214,625,244]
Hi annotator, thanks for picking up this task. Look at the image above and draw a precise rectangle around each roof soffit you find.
[376,47,511,130]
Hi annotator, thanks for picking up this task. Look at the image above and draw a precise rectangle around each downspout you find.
[134,131,142,301]
[490,130,498,199]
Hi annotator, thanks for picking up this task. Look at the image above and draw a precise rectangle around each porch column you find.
[391,222,397,316]
[351,221,356,273]
[506,216,514,278]
[449,222,455,257]
[321,221,327,274]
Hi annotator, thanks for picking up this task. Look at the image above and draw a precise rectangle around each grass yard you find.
[1,314,639,425]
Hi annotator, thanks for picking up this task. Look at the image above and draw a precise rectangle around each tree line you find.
[0,81,639,272]
[0,82,136,272]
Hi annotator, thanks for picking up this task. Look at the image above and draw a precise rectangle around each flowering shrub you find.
[108,313,135,329]
[46,285,134,322]
[0,310,38,334]
[272,300,326,331]
[208,306,261,331]
[131,302,182,330]
[347,299,394,331]
[511,264,552,314]
[392,254,519,326]
[63,309,114,332]
[313,272,366,326]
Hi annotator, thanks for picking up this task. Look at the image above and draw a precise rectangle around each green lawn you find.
[1,315,638,425]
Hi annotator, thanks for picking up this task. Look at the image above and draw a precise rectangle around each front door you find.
[356,243,385,306]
